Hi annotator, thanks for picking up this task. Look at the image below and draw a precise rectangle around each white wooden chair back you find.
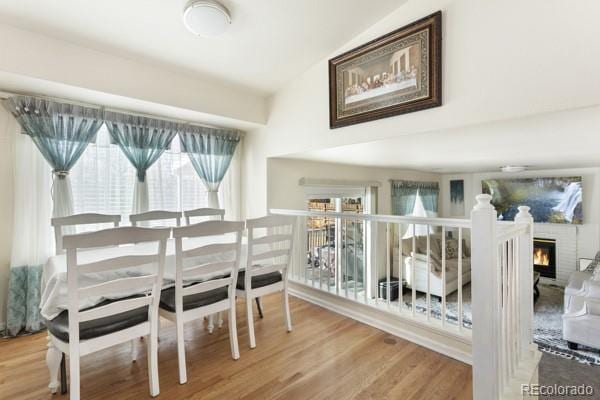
[183,208,225,225]
[129,210,182,227]
[63,226,170,332]
[172,220,244,302]
[245,215,296,286]
[51,213,121,255]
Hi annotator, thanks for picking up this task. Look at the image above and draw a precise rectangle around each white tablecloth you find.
[41,236,248,320]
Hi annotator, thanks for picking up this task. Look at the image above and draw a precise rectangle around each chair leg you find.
[45,338,62,394]
[176,316,187,384]
[148,330,160,397]
[69,345,80,400]
[229,301,240,360]
[60,353,67,395]
[207,314,215,334]
[255,297,264,319]
[283,286,292,332]
[131,339,138,362]
[246,297,256,348]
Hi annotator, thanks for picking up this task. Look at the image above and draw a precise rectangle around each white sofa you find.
[403,254,471,297]
[563,270,600,350]
[391,233,471,298]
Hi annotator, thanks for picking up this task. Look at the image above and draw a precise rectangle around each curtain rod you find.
[0,89,246,136]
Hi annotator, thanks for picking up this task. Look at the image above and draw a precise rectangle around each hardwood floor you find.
[0,294,472,400]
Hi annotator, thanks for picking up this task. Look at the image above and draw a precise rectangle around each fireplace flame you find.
[533,248,550,266]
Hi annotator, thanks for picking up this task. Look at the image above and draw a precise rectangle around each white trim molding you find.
[299,177,381,188]
[289,282,473,365]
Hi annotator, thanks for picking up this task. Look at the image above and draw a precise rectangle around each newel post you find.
[515,206,534,355]
[470,194,500,400]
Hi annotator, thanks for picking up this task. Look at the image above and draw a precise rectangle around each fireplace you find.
[533,238,556,279]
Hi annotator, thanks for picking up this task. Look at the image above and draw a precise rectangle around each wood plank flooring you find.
[0,294,472,399]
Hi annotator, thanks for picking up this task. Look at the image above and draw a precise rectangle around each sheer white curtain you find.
[71,128,215,222]
[4,108,53,335]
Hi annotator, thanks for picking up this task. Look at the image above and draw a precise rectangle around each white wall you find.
[440,168,600,260]
[267,158,439,214]
[0,23,267,126]
[243,0,600,219]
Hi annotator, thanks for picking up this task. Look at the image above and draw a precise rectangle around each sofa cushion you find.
[47,297,148,342]
[159,285,229,313]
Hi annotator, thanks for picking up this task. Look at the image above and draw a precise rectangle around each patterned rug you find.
[400,283,600,365]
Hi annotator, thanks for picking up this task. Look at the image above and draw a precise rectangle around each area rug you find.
[399,283,600,365]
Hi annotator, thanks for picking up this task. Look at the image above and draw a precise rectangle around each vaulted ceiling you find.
[0,0,404,95]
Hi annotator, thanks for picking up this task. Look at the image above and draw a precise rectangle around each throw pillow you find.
[445,238,459,259]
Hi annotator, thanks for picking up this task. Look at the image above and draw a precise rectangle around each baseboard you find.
[0,321,5,333]
[289,282,473,365]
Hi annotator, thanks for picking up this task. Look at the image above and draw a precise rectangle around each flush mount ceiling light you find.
[183,0,231,37]
[500,165,527,173]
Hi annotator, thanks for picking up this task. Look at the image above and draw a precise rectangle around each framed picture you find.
[450,179,465,217]
[328,11,442,129]
[481,176,583,224]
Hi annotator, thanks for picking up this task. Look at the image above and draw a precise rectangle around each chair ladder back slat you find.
[183,208,225,225]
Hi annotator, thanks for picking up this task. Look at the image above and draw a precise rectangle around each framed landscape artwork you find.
[328,11,442,129]
[450,179,465,217]
[482,177,583,224]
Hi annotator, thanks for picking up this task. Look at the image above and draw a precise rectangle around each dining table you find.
[41,235,250,321]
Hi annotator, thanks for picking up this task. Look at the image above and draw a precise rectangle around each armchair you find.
[563,279,600,350]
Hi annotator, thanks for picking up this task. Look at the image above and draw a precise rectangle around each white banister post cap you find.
[473,194,494,210]
[515,205,533,221]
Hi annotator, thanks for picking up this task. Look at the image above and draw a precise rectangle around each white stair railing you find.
[272,194,541,400]
[471,194,541,400]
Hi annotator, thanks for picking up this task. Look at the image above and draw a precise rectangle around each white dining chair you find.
[182,207,226,332]
[159,220,244,384]
[237,215,296,348]
[184,207,225,225]
[51,213,121,255]
[45,226,170,399]
[130,210,182,227]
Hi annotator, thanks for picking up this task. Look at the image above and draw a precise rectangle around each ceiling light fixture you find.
[183,0,231,37]
[500,165,527,173]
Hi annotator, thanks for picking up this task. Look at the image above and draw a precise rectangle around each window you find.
[70,125,209,218]
[304,186,369,295]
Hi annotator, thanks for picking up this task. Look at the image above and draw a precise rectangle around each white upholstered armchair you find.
[563,277,600,350]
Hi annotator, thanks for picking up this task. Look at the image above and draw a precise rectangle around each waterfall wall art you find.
[481,176,583,224]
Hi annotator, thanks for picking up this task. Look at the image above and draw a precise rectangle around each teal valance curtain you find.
[391,180,439,215]
[104,111,179,213]
[2,96,104,218]
[179,125,241,208]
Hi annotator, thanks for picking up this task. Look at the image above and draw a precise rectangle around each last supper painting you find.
[329,11,442,128]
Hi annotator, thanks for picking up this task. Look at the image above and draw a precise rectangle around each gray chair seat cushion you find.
[46,297,148,342]
[159,285,229,313]
[237,270,282,290]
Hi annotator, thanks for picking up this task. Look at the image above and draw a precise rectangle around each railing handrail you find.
[269,208,472,228]
[495,223,530,243]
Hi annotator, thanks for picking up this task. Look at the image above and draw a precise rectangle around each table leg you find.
[46,336,62,394]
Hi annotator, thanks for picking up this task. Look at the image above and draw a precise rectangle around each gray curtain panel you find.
[104,111,179,183]
[391,180,440,215]
[178,125,241,194]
